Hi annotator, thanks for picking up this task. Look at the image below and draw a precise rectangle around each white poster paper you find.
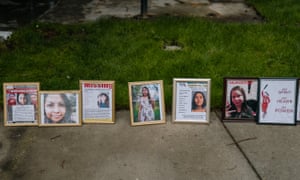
[258,79,297,124]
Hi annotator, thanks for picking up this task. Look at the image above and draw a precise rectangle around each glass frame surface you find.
[80,80,115,124]
[39,90,82,127]
[172,78,211,124]
[128,80,166,126]
[3,82,40,126]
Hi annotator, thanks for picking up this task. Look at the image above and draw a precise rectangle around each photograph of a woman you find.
[191,91,207,112]
[138,86,155,121]
[225,86,255,119]
[43,94,73,123]
[40,91,81,126]
[223,78,258,121]
[29,93,38,106]
[97,93,109,108]
[17,93,28,105]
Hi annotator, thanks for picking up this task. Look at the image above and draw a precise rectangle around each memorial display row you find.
[3,78,300,127]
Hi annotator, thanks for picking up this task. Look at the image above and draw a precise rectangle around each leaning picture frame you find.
[172,78,211,123]
[80,80,115,124]
[223,77,258,122]
[3,82,40,126]
[297,79,300,122]
[257,78,297,125]
[128,80,166,126]
[39,90,82,127]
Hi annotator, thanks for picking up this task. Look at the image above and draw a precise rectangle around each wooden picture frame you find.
[223,77,258,122]
[3,82,40,126]
[257,78,297,125]
[128,80,166,126]
[39,90,81,127]
[172,78,211,123]
[80,80,115,124]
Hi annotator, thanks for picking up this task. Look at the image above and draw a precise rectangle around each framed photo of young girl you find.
[128,80,166,126]
[3,82,40,126]
[39,91,82,127]
[223,78,258,121]
[80,80,115,124]
[258,78,297,125]
[172,78,211,123]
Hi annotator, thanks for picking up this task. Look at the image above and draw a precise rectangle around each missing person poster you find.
[80,81,115,123]
[3,83,39,126]
[173,79,210,123]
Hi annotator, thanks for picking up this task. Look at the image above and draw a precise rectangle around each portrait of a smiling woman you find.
[39,91,81,126]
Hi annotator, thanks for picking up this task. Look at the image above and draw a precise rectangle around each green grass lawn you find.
[0,0,299,110]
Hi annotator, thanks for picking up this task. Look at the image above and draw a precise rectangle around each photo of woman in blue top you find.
[97,93,109,108]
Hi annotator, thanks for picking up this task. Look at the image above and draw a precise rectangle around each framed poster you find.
[258,78,297,125]
[172,78,211,123]
[80,80,115,123]
[128,80,166,126]
[3,82,40,126]
[39,91,81,127]
[223,78,258,121]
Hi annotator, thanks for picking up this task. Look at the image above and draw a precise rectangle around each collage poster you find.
[4,83,39,125]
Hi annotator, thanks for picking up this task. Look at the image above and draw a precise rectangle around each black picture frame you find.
[257,78,297,125]
[297,79,300,122]
[222,77,258,122]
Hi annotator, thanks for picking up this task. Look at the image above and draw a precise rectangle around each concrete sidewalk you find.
[224,121,300,180]
[39,0,262,23]
[1,111,259,180]
[1,110,300,179]
[0,0,262,40]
